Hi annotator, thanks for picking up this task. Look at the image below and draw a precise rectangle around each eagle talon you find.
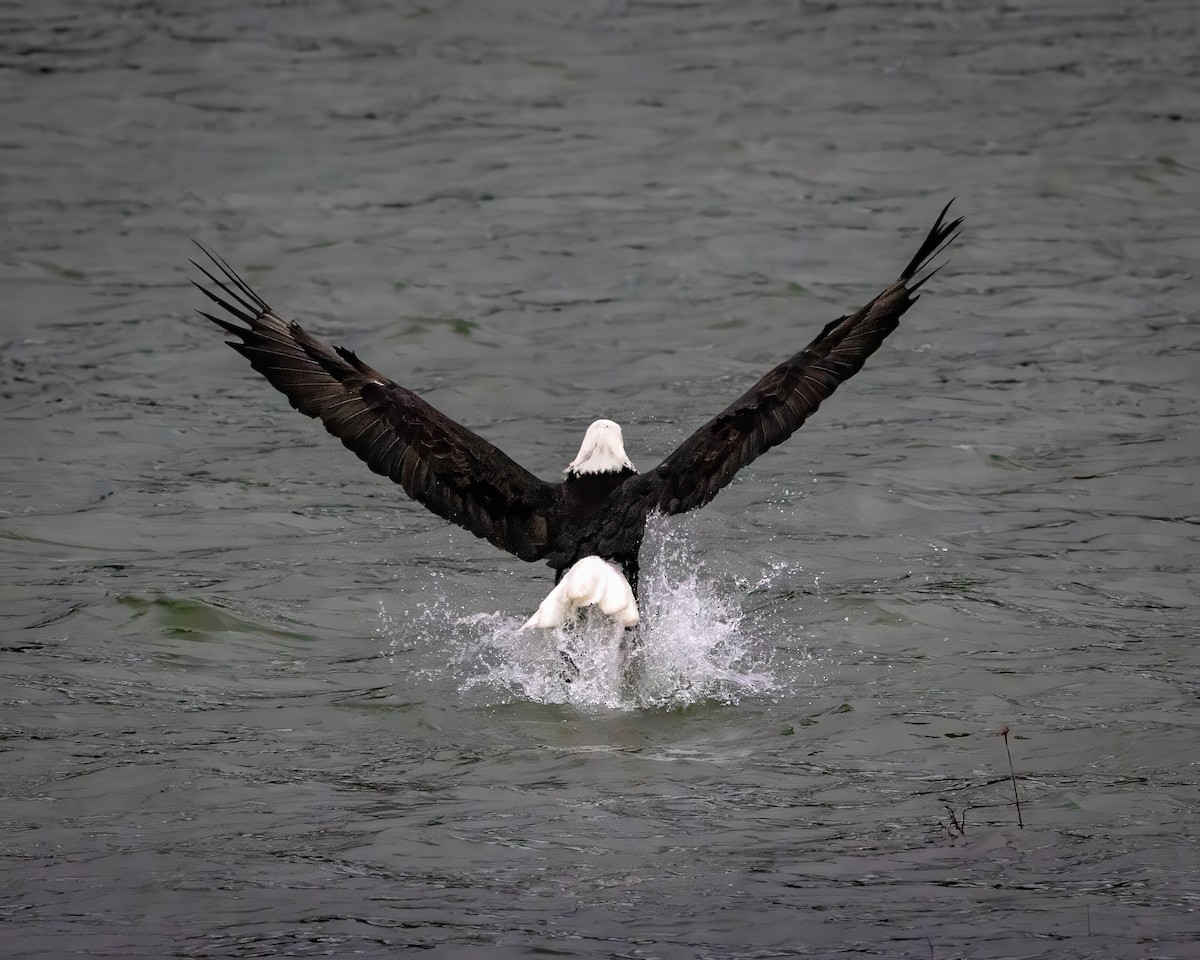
[558,648,581,684]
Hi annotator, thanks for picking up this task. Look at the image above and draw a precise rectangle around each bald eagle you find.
[193,202,960,627]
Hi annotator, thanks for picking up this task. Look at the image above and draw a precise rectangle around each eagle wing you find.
[631,201,961,518]
[193,248,558,562]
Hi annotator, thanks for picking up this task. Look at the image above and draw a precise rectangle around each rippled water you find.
[3,1,1198,957]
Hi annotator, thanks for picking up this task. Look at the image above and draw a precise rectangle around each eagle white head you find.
[565,419,636,476]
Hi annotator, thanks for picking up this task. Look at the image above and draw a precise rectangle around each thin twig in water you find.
[942,803,966,838]
[998,724,1024,828]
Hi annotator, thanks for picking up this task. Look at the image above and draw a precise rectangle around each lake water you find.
[2,1,1197,957]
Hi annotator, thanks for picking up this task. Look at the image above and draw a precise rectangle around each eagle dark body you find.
[192,202,960,597]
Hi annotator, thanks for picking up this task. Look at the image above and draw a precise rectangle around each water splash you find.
[380,522,793,711]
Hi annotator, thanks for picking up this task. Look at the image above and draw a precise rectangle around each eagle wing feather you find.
[193,248,558,562]
[616,201,961,524]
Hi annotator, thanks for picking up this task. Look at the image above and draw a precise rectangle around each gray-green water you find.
[2,1,1197,957]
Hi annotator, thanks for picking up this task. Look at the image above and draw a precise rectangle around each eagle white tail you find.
[522,557,639,630]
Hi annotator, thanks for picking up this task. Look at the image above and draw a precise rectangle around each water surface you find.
[2,1,1197,957]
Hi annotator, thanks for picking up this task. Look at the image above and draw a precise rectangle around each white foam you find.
[379,520,791,711]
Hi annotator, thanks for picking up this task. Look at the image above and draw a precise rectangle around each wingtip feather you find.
[196,308,247,336]
[899,200,963,282]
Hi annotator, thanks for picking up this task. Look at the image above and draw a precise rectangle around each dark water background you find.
[2,1,1198,957]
